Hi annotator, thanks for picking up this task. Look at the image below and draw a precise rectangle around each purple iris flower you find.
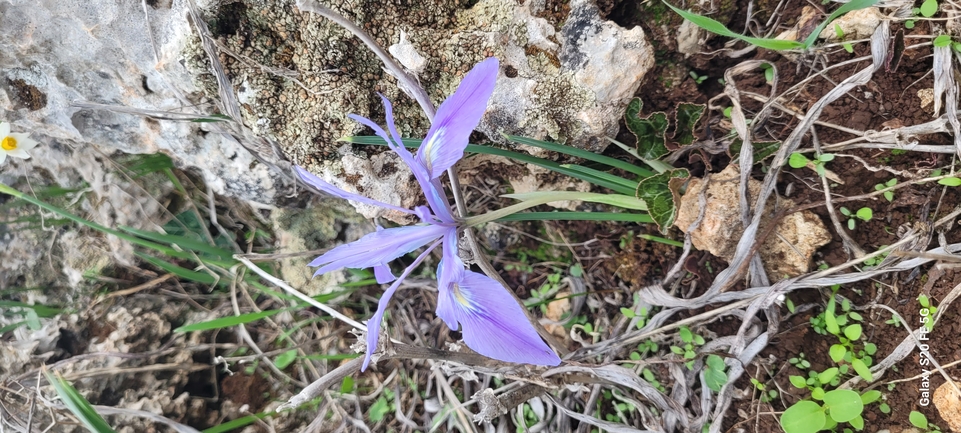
[296,58,561,371]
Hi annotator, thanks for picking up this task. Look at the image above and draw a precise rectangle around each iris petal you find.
[363,240,443,371]
[436,269,561,366]
[308,224,448,276]
[295,166,413,215]
[417,57,499,179]
[380,95,455,223]
[373,264,396,284]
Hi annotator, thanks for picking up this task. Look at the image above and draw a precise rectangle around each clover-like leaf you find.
[625,98,670,160]
[636,168,690,234]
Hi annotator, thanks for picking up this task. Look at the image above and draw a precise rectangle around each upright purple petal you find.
[363,240,442,371]
[417,57,499,179]
[309,224,447,276]
[296,166,414,215]
[380,95,455,222]
[436,269,561,366]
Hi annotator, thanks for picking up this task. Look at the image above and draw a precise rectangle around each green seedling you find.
[369,388,396,422]
[918,294,937,332]
[670,326,705,369]
[938,177,961,186]
[780,388,882,433]
[642,367,667,392]
[920,0,939,17]
[834,24,854,53]
[703,354,729,392]
[875,178,897,202]
[862,247,889,267]
[760,63,775,83]
[689,70,708,84]
[789,352,812,370]
[620,304,652,330]
[788,152,835,177]
[839,206,873,230]
[910,410,942,432]
[750,377,779,403]
[934,34,952,48]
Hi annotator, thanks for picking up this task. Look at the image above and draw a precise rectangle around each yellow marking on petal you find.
[452,284,471,308]
[1,136,17,151]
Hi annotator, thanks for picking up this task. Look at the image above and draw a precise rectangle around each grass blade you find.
[343,136,638,194]
[175,309,285,333]
[120,226,235,261]
[47,371,117,433]
[136,253,219,285]
[664,1,805,50]
[505,135,654,177]
[495,211,654,223]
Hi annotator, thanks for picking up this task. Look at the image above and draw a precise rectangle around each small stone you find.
[818,7,884,41]
[934,381,961,431]
[673,165,832,279]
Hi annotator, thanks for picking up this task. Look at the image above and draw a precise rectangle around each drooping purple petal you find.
[295,166,413,215]
[308,224,448,276]
[417,57,499,179]
[436,269,561,366]
[363,239,443,371]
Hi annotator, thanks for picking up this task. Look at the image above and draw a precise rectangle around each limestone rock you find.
[818,7,884,41]
[197,0,652,219]
[934,381,961,432]
[674,165,832,279]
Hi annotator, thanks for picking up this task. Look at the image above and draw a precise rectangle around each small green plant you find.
[834,24,854,53]
[875,178,897,202]
[750,377,779,403]
[368,388,395,422]
[789,352,812,370]
[641,367,667,392]
[920,0,939,16]
[788,152,835,177]
[839,206,873,230]
[703,354,729,392]
[933,34,952,48]
[918,294,937,332]
[862,247,889,267]
[885,314,902,327]
[910,410,942,432]
[938,176,961,186]
[670,326,706,369]
[620,305,651,329]
[779,389,881,433]
[689,70,708,84]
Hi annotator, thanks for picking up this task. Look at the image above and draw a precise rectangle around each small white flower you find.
[0,121,39,164]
